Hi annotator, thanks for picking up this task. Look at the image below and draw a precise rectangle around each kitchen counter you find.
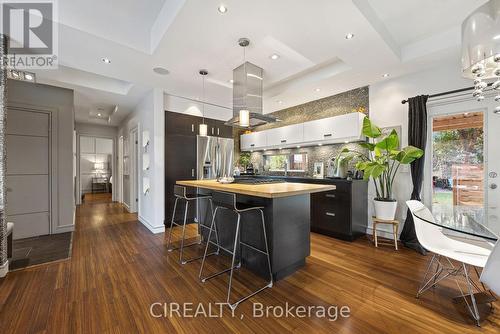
[177,179,335,281]
[240,174,363,184]
[176,179,335,198]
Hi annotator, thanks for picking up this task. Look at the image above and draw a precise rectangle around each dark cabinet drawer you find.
[311,188,352,240]
[317,209,350,234]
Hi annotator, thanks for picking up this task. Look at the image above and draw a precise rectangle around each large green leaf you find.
[358,142,375,151]
[375,129,399,152]
[364,162,386,180]
[395,146,424,164]
[362,117,382,138]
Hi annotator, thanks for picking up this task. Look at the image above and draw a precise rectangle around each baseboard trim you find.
[0,260,9,278]
[54,225,75,234]
[139,215,165,234]
[123,202,130,212]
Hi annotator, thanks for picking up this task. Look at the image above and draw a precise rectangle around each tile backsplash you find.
[234,86,369,176]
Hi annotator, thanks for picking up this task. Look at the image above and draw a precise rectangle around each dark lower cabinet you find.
[311,181,367,241]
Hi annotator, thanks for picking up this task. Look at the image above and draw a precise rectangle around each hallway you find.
[0,199,498,333]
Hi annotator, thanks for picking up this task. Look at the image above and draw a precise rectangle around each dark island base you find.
[197,190,310,281]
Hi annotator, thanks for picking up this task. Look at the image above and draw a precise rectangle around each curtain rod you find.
[401,82,493,104]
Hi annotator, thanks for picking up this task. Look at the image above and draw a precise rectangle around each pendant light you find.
[199,69,208,136]
[239,38,250,127]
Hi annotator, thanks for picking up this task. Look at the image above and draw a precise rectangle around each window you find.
[264,153,308,172]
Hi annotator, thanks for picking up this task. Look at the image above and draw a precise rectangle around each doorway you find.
[425,98,500,237]
[130,128,139,213]
[79,136,114,204]
[429,111,484,217]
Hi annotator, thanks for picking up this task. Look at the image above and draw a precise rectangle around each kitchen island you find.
[176,180,335,280]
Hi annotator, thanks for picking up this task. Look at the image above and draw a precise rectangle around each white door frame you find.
[76,134,116,204]
[118,136,124,204]
[6,103,57,236]
[130,127,139,213]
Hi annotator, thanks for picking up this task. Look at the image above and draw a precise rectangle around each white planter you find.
[374,199,397,220]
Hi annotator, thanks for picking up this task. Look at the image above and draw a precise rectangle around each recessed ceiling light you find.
[345,33,355,40]
[344,140,349,144]
[101,57,111,64]
[153,67,169,75]
[229,79,234,83]
[97,113,102,117]
[218,4,227,13]
[270,54,280,60]
[318,143,322,146]
[24,73,34,81]
[315,88,321,92]
[277,100,283,104]
[382,73,390,78]
[296,145,301,148]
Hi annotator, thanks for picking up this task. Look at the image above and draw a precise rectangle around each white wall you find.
[368,59,471,236]
[75,123,118,202]
[7,79,75,234]
[118,89,165,233]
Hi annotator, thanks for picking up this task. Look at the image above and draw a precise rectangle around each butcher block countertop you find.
[176,179,336,198]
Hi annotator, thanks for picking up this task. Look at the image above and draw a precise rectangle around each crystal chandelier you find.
[462,0,500,112]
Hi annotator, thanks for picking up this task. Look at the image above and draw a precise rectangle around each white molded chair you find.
[481,241,500,295]
[406,200,493,326]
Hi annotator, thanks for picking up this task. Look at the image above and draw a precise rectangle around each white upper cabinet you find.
[240,112,366,151]
[240,131,267,151]
[303,112,365,143]
[266,123,304,147]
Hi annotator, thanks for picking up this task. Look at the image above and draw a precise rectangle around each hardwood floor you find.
[0,198,498,333]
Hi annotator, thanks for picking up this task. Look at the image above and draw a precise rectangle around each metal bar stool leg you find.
[227,213,241,308]
[260,209,273,287]
[179,200,189,264]
[199,207,219,280]
[182,198,221,264]
[166,197,179,252]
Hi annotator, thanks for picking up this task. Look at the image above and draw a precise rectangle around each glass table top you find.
[413,205,498,241]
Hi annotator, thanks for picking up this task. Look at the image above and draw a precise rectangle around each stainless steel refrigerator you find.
[197,135,234,180]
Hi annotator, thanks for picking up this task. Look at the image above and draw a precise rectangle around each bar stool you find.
[199,191,273,310]
[166,185,220,264]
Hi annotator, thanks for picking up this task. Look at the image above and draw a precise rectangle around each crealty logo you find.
[1,0,58,69]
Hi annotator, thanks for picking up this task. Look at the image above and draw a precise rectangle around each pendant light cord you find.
[202,73,205,124]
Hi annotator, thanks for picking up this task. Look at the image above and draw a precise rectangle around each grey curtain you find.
[400,95,428,255]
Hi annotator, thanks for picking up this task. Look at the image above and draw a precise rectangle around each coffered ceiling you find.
[27,0,488,125]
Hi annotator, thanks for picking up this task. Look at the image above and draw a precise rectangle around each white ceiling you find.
[366,0,487,46]
[30,0,488,126]
[58,0,167,52]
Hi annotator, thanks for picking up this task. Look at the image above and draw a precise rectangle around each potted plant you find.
[342,117,424,220]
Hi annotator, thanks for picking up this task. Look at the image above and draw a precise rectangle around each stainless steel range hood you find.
[225,39,279,128]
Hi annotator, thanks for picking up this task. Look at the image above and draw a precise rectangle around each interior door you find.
[6,108,51,239]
